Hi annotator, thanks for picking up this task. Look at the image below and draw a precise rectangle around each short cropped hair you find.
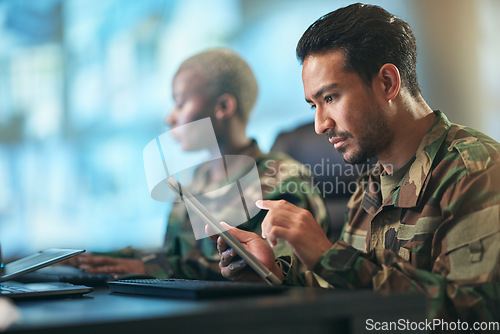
[177,48,258,123]
[296,3,421,97]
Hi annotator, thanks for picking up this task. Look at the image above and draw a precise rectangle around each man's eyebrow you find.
[305,83,339,103]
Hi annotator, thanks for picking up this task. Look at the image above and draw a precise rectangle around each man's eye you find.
[325,95,333,103]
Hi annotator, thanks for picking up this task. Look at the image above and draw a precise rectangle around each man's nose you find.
[314,107,334,135]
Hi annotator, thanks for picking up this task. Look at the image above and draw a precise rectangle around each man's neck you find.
[379,97,436,174]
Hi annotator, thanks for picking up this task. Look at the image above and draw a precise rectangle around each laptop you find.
[0,248,94,300]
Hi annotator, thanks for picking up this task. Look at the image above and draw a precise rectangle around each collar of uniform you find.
[237,139,264,161]
[394,110,451,208]
[360,110,451,213]
[359,162,384,216]
[223,139,265,185]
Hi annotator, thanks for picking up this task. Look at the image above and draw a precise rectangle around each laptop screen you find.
[1,249,85,282]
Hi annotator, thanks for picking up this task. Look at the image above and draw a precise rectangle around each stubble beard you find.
[336,107,393,165]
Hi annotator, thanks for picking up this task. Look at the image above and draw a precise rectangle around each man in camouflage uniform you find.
[215,4,500,323]
[73,48,328,281]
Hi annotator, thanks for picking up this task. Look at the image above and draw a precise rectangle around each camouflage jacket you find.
[143,140,328,280]
[312,110,500,322]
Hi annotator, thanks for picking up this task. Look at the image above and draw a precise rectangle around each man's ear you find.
[376,63,400,101]
[214,93,237,120]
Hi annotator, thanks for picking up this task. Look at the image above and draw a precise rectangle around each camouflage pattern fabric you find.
[311,110,500,322]
[143,140,328,280]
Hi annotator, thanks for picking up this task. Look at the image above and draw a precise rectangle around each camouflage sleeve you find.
[313,163,500,322]
[141,201,219,280]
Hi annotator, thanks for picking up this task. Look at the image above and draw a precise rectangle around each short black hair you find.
[296,3,421,97]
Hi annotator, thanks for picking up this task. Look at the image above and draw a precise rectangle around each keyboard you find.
[108,278,288,299]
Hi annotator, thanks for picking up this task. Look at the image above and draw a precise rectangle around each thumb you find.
[220,222,257,243]
[205,224,218,242]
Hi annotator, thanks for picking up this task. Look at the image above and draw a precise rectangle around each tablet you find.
[166,177,281,286]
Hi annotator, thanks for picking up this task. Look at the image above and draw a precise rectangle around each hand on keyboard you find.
[63,254,147,276]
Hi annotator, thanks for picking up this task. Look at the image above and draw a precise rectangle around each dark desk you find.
[6,288,426,334]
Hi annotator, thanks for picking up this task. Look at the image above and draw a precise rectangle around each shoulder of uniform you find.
[444,123,500,174]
